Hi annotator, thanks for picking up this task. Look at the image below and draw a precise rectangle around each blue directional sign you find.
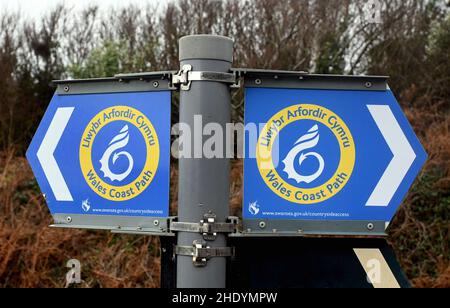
[27,90,171,231]
[244,86,427,234]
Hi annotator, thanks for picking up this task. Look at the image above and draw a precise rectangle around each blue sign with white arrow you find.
[244,87,427,229]
[27,91,171,222]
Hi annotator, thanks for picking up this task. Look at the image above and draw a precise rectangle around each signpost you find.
[243,71,427,235]
[174,35,235,288]
[27,78,172,233]
[26,35,428,288]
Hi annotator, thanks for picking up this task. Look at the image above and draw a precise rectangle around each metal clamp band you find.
[175,240,235,267]
[170,214,238,241]
[172,64,237,91]
[188,71,236,83]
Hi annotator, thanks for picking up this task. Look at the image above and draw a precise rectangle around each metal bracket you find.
[172,64,192,90]
[172,64,237,91]
[175,240,235,267]
[170,213,238,241]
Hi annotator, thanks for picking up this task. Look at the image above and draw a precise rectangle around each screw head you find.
[255,79,262,85]
[63,85,70,92]
[153,220,160,226]
[66,216,72,223]
[367,223,375,231]
[259,221,266,229]
[152,81,159,88]
[365,81,373,88]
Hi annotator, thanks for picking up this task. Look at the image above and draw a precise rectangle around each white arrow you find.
[366,105,416,207]
[37,107,74,201]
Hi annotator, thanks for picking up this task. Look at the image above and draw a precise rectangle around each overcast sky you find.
[0,0,171,20]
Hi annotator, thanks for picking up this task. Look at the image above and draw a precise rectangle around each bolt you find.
[66,216,72,223]
[63,85,70,92]
[152,81,159,88]
[153,220,160,227]
[259,221,266,229]
[365,81,373,88]
[255,79,262,85]
[367,223,375,231]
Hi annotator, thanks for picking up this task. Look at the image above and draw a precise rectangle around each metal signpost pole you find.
[176,35,234,288]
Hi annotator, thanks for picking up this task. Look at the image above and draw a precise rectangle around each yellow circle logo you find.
[80,106,160,201]
[256,104,356,204]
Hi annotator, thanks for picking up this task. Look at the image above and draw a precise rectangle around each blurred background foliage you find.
[0,0,448,287]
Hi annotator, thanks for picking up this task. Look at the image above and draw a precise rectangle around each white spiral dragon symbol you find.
[99,125,134,182]
[282,125,325,184]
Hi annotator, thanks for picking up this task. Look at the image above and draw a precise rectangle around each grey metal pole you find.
[176,35,234,288]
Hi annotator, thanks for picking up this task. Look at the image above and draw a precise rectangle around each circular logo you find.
[256,104,355,204]
[80,106,160,201]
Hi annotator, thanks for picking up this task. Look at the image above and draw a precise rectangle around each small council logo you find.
[82,199,91,212]
[249,201,260,216]
[79,106,160,202]
[256,104,356,205]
